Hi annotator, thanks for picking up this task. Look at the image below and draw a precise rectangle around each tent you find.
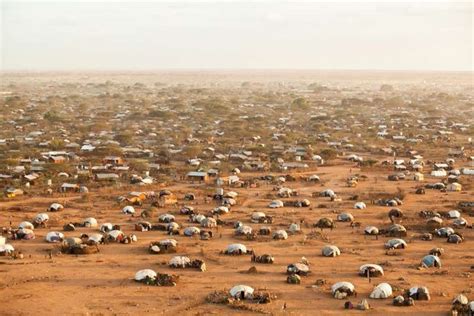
[45,231,64,243]
[354,202,366,209]
[272,230,288,240]
[135,269,157,281]
[122,205,135,214]
[448,210,461,219]
[413,172,424,181]
[431,170,447,177]
[364,226,379,235]
[226,243,247,254]
[19,221,34,230]
[337,213,354,222]
[269,200,284,208]
[369,283,393,299]
[359,264,384,277]
[183,226,200,236]
[331,282,355,296]
[447,183,462,192]
[169,256,191,268]
[230,285,254,299]
[385,238,407,249]
[322,245,341,257]
[0,243,14,255]
[83,217,98,228]
[422,255,441,268]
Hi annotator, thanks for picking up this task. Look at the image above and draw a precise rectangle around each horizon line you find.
[1,68,473,74]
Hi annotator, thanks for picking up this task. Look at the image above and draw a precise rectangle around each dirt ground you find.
[1,158,473,315]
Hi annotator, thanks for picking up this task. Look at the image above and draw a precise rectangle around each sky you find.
[1,0,473,71]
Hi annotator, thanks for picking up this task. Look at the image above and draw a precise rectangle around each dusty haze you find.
[1,0,473,71]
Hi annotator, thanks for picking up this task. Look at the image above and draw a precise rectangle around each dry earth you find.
[1,158,473,315]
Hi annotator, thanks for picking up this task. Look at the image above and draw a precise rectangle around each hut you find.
[370,283,393,299]
[447,182,462,192]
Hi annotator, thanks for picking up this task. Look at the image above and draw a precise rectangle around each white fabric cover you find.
[370,283,393,299]
[135,269,157,281]
[230,285,254,299]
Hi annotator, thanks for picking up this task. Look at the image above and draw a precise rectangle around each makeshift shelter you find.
[385,238,407,249]
[83,217,98,228]
[135,269,157,282]
[236,225,253,236]
[34,213,49,226]
[337,213,354,222]
[230,285,254,299]
[272,230,288,240]
[225,243,248,255]
[0,244,15,256]
[431,170,447,177]
[435,227,454,237]
[183,226,200,236]
[447,182,462,192]
[359,264,384,277]
[287,263,310,275]
[186,171,209,182]
[322,245,341,257]
[364,226,379,235]
[421,255,441,268]
[331,282,355,299]
[45,231,64,243]
[408,286,431,300]
[268,200,284,208]
[122,206,135,214]
[370,283,393,299]
[413,172,424,181]
[48,203,64,212]
[354,202,366,209]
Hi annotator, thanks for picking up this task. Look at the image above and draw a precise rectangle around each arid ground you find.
[0,71,473,315]
[2,160,473,315]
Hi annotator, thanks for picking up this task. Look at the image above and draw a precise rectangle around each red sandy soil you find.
[1,160,472,315]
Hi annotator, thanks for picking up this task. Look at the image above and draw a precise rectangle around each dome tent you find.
[370,283,393,299]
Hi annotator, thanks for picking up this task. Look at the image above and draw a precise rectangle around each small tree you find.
[320,149,338,161]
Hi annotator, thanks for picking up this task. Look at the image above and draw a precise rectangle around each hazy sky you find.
[1,0,472,71]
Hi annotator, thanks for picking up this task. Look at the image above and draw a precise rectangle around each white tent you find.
[169,256,191,268]
[0,243,14,255]
[122,205,135,214]
[34,213,49,225]
[100,223,113,232]
[289,223,300,233]
[359,264,384,276]
[48,203,64,211]
[272,230,288,240]
[322,245,341,257]
[413,172,424,181]
[447,210,461,219]
[269,200,284,208]
[331,282,355,295]
[385,238,407,249]
[354,202,367,209]
[19,221,34,230]
[364,226,379,235]
[370,283,393,299]
[236,225,253,235]
[135,269,157,281]
[83,217,98,227]
[447,183,462,192]
[184,226,200,236]
[45,231,64,243]
[251,212,266,222]
[230,285,254,299]
[226,243,247,254]
[431,170,447,177]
